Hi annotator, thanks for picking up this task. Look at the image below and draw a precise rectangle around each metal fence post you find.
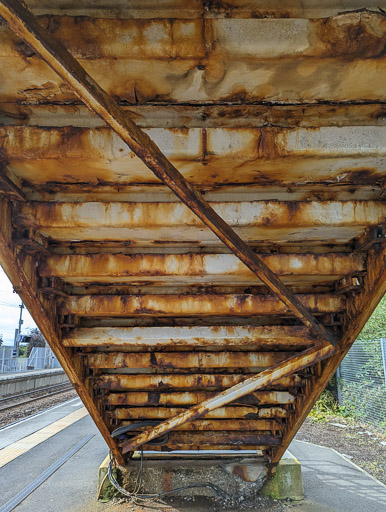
[336,365,342,405]
[381,338,386,386]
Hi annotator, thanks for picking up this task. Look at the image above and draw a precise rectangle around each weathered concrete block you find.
[97,455,121,502]
[261,455,304,501]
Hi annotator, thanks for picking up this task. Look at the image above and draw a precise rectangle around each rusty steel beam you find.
[119,419,282,431]
[94,373,303,391]
[63,325,316,349]
[86,351,296,370]
[1,103,384,131]
[0,13,385,105]
[0,0,336,347]
[60,293,344,317]
[131,444,269,452]
[0,3,385,26]
[105,391,295,406]
[120,344,335,453]
[16,201,385,231]
[112,406,288,420]
[1,15,385,63]
[40,253,366,281]
[2,126,385,168]
[118,432,282,447]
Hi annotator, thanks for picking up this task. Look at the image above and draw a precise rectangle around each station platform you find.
[0,400,385,512]
[0,369,68,396]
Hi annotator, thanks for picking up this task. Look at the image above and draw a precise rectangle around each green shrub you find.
[309,390,340,422]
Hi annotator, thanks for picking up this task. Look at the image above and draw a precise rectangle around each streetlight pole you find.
[12,301,24,369]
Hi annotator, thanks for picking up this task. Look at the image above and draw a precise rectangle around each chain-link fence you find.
[0,345,61,372]
[337,338,386,429]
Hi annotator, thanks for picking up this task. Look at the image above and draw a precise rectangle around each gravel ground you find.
[0,388,78,428]
[77,496,334,511]
[76,496,289,512]
[295,416,386,484]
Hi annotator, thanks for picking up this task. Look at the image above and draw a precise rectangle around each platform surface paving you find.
[0,405,385,512]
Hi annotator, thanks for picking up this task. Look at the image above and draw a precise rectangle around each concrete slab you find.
[0,397,82,449]
[289,439,386,512]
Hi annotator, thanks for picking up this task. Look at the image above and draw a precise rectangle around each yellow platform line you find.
[0,407,88,468]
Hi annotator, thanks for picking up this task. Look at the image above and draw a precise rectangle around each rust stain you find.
[232,465,250,482]
[314,14,386,59]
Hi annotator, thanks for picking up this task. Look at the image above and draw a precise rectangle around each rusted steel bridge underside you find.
[0,0,385,473]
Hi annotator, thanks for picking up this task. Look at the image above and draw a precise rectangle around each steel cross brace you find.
[0,0,337,452]
[121,343,336,453]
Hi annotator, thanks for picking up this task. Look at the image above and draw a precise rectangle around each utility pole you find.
[12,301,24,369]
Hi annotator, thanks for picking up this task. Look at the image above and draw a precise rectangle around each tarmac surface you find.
[0,399,385,512]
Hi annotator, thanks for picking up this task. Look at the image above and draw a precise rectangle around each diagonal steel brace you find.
[121,344,336,453]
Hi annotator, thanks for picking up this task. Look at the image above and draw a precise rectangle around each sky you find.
[0,266,37,346]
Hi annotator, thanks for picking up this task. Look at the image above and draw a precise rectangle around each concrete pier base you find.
[261,453,304,501]
[98,452,304,505]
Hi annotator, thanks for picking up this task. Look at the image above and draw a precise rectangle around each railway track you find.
[0,383,74,413]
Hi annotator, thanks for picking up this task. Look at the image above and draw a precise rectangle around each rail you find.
[0,383,74,413]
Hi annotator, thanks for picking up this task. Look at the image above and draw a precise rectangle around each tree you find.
[18,344,28,356]
[357,295,386,341]
[0,333,3,347]
[26,327,46,357]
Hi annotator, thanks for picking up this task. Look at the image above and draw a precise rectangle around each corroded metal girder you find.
[0,0,336,346]
[120,432,282,447]
[120,344,335,453]
[59,293,344,317]
[94,373,303,391]
[63,325,315,350]
[0,11,385,104]
[40,252,366,281]
[1,103,384,130]
[85,351,295,369]
[16,200,385,230]
[113,406,288,420]
[0,167,25,200]
[1,14,385,62]
[105,391,295,406]
[14,200,384,246]
[119,419,282,432]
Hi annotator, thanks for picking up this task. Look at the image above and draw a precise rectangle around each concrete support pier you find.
[98,452,304,505]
